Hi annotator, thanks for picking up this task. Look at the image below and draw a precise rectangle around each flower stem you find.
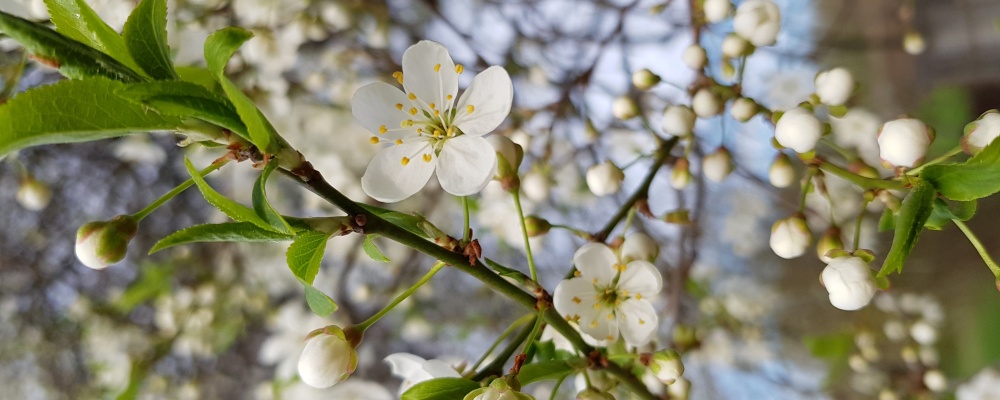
[131,160,228,222]
[355,261,446,331]
[853,198,871,251]
[952,219,1000,278]
[512,191,539,282]
[519,310,546,361]
[468,314,535,374]
[471,316,537,381]
[817,160,906,191]
[910,145,964,175]
[462,196,471,242]
[593,136,678,242]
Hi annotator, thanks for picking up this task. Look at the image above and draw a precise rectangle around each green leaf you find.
[804,332,854,360]
[924,198,977,231]
[0,78,181,157]
[253,161,294,234]
[362,235,391,263]
[518,360,577,385]
[287,230,332,284]
[360,204,430,238]
[304,284,338,317]
[175,66,219,89]
[878,208,895,232]
[116,80,249,138]
[402,378,481,400]
[878,181,936,277]
[122,0,177,80]
[0,11,144,82]
[923,139,1000,201]
[149,222,293,254]
[203,27,279,153]
[43,0,143,73]
[183,158,283,233]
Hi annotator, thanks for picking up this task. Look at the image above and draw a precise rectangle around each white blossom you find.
[733,0,781,47]
[621,232,659,263]
[815,67,854,107]
[769,215,812,259]
[878,118,932,168]
[648,350,684,385]
[297,326,358,388]
[831,108,883,166]
[923,369,947,392]
[692,88,723,118]
[586,161,624,196]
[682,45,708,70]
[821,256,877,311]
[351,41,512,202]
[962,110,1000,154]
[661,105,696,136]
[775,107,822,153]
[730,97,758,122]
[385,353,461,395]
[521,169,550,202]
[612,96,640,120]
[702,147,733,182]
[721,34,749,58]
[956,367,1000,400]
[703,0,732,23]
[903,30,926,55]
[768,153,796,188]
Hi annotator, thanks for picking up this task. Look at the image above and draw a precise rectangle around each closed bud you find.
[703,0,732,23]
[576,388,614,400]
[878,118,932,168]
[774,107,823,153]
[769,215,812,259]
[730,97,758,122]
[524,216,551,237]
[668,377,691,400]
[682,45,708,70]
[816,228,844,262]
[702,147,733,182]
[662,105,697,136]
[670,158,691,189]
[622,232,659,262]
[733,0,781,46]
[586,161,625,196]
[298,325,359,388]
[768,153,796,188]
[903,30,926,55]
[646,349,684,385]
[75,215,139,270]
[465,377,535,400]
[612,96,640,120]
[692,88,723,118]
[16,176,52,211]
[961,110,1000,155]
[820,256,877,310]
[632,68,661,90]
[721,34,750,58]
[815,67,854,107]
[521,170,551,202]
[488,135,524,190]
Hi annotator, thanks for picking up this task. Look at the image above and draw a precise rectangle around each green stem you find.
[952,219,1000,278]
[131,160,228,221]
[817,160,907,191]
[550,224,592,240]
[548,375,568,400]
[471,316,537,381]
[910,145,964,175]
[853,198,871,251]
[512,191,539,282]
[468,314,535,374]
[519,312,546,362]
[356,261,446,331]
[463,196,471,242]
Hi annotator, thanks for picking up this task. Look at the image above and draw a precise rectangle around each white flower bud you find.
[903,30,926,55]
[298,326,358,388]
[909,320,938,345]
[670,158,691,189]
[733,0,781,47]
[521,170,550,203]
[721,34,749,58]
[75,215,139,270]
[632,68,661,90]
[703,0,732,23]
[774,107,822,153]
[730,97,758,122]
[815,67,854,107]
[923,369,947,392]
[702,147,733,182]
[770,215,812,259]
[692,88,723,118]
[877,118,932,168]
[622,232,659,263]
[768,153,796,188]
[661,105,696,136]
[648,350,684,385]
[586,161,624,196]
[682,45,707,70]
[16,177,52,211]
[667,377,690,399]
[820,256,877,311]
[962,110,1000,154]
[612,96,640,120]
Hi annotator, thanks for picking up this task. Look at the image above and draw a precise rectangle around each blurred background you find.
[0,0,999,399]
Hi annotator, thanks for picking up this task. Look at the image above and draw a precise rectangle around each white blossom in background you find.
[259,303,331,380]
[774,107,822,153]
[814,67,854,106]
[351,41,513,202]
[682,45,708,70]
[903,30,926,55]
[962,110,1000,154]
[621,232,659,263]
[521,169,550,203]
[612,96,640,120]
[553,242,662,347]
[703,147,733,182]
[831,108,883,166]
[113,136,167,165]
[16,177,51,211]
[586,161,624,196]
[878,118,932,168]
[769,215,812,259]
[232,0,307,27]
[661,105,696,136]
[632,69,660,90]
[721,34,749,58]
[730,97,758,122]
[820,256,877,311]
[385,353,461,395]
[692,88,723,118]
[733,0,781,47]
[703,0,732,23]
[923,369,947,392]
[956,367,1000,400]
[768,153,796,188]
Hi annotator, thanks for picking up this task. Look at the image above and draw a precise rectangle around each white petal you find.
[422,359,461,379]
[553,277,598,320]
[402,40,458,110]
[362,141,436,202]
[454,66,513,137]
[580,306,619,344]
[384,353,428,380]
[351,82,419,140]
[435,135,496,196]
[618,260,663,297]
[573,243,618,284]
[617,299,658,347]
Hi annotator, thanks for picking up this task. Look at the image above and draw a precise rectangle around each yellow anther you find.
[408,93,417,100]
[593,303,602,309]
[614,264,627,272]
[592,278,598,284]
[429,103,436,109]
[606,335,615,341]
[379,125,387,134]
[400,157,410,166]
[395,139,403,145]
[590,321,598,328]
[395,103,403,110]
[433,129,443,138]
[639,319,646,325]
[635,293,642,300]
[467,105,475,114]
[370,137,379,144]
[409,107,418,115]
[455,64,464,74]
[447,126,456,136]
[574,270,581,277]
[606,313,613,320]
[422,153,432,163]
[416,128,423,134]
[405,120,414,127]
[605,289,613,295]
[447,94,453,101]
[392,71,403,84]
[434,110,440,117]
[572,296,581,304]
[434,63,441,72]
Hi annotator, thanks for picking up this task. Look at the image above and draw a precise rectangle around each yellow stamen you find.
[378,125,387,134]
[467,105,475,114]
[370,137,379,144]
[574,270,581,277]
[400,157,410,166]
[409,107,418,115]
[408,93,417,100]
[606,313,613,320]
[395,139,403,145]
[395,103,403,110]
[447,127,456,137]
[392,71,403,84]
[434,63,441,72]
[590,321,598,328]
[447,94,453,101]
[635,293,642,300]
[639,319,646,325]
[592,278,598,284]
[422,153,432,163]
[593,303,602,309]
[429,103,436,110]
[572,296,581,304]
[416,128,423,134]
[606,335,614,341]
[455,64,464,74]
[433,129,443,138]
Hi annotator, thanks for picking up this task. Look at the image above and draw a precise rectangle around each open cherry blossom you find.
[351,40,513,202]
[553,242,663,347]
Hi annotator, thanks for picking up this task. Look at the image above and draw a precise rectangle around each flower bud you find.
[768,153,796,188]
[622,232,659,262]
[692,88,723,118]
[815,67,854,107]
[16,176,52,211]
[521,170,550,203]
[903,30,926,55]
[774,107,822,153]
[816,228,844,262]
[769,215,812,259]
[524,216,551,237]
[820,256,877,310]
[488,135,525,191]
[909,320,937,345]
[647,349,684,385]
[75,215,139,270]
[730,97,758,122]
[962,110,1000,155]
[670,158,691,189]
[702,147,733,182]
[464,377,534,400]
[923,369,947,392]
[733,0,781,47]
[682,45,707,70]
[668,377,690,400]
[877,118,932,168]
[662,105,697,136]
[576,388,614,400]
[703,0,732,23]
[632,68,661,90]
[586,161,624,196]
[298,325,359,388]
[721,34,750,58]
[612,96,640,120]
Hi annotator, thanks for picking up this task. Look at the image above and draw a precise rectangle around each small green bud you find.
[524,216,551,237]
[816,227,844,262]
[75,215,139,270]
[576,388,615,400]
[631,68,661,90]
[646,349,684,384]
